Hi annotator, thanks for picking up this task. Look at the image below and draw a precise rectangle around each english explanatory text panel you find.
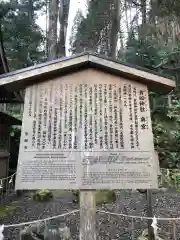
[15,70,157,189]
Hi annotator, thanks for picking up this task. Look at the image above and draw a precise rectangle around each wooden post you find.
[147,189,154,240]
[80,190,96,240]
[77,128,97,239]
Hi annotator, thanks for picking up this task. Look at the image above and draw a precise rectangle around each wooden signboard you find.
[15,69,158,190]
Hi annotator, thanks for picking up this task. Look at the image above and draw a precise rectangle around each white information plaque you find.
[15,70,157,189]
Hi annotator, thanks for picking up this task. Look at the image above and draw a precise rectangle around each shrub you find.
[0,204,16,217]
[32,190,53,202]
[96,189,116,205]
[137,229,148,240]
[72,189,116,205]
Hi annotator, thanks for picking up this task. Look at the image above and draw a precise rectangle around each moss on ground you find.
[32,190,53,202]
[52,190,65,197]
[137,229,148,240]
[95,189,116,205]
[0,202,18,217]
[72,189,116,205]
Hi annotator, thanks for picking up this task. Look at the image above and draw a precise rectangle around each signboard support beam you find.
[80,190,96,240]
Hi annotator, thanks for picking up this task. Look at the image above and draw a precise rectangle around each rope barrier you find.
[4,210,80,228]
[0,168,180,229]
[2,209,180,229]
[97,210,180,221]
[0,172,16,181]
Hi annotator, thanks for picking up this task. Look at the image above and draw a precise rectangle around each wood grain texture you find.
[80,190,96,240]
[15,69,158,190]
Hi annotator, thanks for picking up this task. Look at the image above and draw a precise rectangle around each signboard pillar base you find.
[80,190,96,240]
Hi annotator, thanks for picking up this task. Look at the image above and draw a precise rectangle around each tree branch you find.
[131,0,142,7]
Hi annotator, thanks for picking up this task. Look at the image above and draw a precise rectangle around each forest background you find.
[1,0,180,169]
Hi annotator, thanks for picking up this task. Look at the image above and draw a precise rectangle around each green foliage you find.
[137,229,148,240]
[0,201,18,217]
[159,169,180,191]
[70,0,116,55]
[152,99,180,168]
[95,189,116,205]
[158,0,180,18]
[32,189,53,202]
[72,189,116,205]
[0,0,46,71]
[119,25,180,168]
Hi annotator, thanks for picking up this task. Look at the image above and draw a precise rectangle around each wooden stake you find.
[80,190,96,240]
[147,189,154,240]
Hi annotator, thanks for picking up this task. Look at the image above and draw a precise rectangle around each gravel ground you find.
[1,189,180,239]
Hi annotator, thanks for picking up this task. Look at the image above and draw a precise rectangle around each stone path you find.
[1,189,180,239]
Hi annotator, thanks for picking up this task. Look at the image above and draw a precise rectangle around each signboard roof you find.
[0,52,176,93]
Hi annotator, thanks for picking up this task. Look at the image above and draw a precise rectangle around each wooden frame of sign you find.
[0,53,175,239]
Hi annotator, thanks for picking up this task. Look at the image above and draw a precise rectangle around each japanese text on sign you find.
[15,71,157,189]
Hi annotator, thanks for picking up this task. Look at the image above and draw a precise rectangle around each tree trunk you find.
[45,0,48,59]
[124,0,129,33]
[149,0,156,24]
[119,1,124,50]
[28,0,33,23]
[109,0,120,59]
[139,0,146,42]
[48,0,58,60]
[141,0,146,26]
[57,0,70,58]
[86,0,90,9]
